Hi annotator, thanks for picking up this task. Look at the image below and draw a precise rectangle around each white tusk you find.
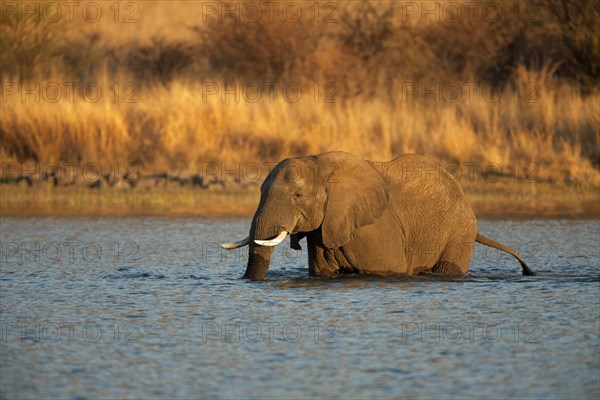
[254,231,288,247]
[220,237,250,249]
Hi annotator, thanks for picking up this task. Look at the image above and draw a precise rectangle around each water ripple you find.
[0,217,598,399]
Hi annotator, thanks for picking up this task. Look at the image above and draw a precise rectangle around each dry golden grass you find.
[2,69,598,187]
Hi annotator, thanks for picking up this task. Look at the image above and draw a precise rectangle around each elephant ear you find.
[318,152,389,249]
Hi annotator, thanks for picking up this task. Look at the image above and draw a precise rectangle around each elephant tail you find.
[475,233,536,276]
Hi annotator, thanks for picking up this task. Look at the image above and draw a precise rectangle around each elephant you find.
[221,152,536,280]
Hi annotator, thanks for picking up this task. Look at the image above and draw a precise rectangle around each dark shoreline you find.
[1,184,598,220]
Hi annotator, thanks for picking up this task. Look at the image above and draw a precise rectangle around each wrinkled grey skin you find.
[239,152,534,280]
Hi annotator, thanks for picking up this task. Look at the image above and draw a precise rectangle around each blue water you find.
[1,217,598,399]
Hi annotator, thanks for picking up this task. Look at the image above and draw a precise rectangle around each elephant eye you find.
[294,192,302,199]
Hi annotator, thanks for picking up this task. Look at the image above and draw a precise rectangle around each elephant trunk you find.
[242,208,278,280]
[242,190,297,280]
[243,243,273,280]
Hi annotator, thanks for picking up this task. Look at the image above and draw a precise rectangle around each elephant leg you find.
[307,234,339,277]
[432,240,474,276]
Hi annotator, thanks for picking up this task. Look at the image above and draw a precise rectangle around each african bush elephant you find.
[222,152,535,280]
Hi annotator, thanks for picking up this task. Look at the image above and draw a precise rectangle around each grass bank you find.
[1,182,598,219]
[2,75,599,185]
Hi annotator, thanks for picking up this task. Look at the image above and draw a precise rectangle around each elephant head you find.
[221,152,389,280]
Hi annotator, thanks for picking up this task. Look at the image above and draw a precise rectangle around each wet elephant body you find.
[222,152,535,280]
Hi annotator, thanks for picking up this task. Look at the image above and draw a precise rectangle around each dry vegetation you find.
[1,0,599,191]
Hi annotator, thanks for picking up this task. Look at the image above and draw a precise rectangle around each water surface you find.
[1,217,598,399]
